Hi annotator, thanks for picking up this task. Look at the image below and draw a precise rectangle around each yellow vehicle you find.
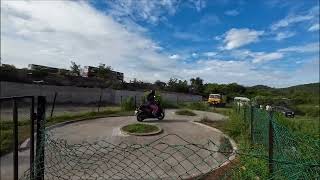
[208,94,226,106]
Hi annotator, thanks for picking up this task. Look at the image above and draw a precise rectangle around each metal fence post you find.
[268,111,274,178]
[13,100,18,180]
[36,96,46,180]
[243,105,246,122]
[98,89,102,112]
[30,97,36,180]
[50,92,57,118]
[250,106,254,143]
[120,96,123,105]
[134,96,137,108]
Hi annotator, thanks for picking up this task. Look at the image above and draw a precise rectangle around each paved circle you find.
[49,109,227,145]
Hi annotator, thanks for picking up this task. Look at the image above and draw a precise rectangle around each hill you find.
[279,83,320,95]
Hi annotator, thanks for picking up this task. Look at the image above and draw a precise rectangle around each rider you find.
[146,90,158,116]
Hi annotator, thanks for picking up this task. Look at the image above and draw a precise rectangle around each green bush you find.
[121,97,136,111]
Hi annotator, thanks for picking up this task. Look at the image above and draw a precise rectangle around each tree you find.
[154,80,166,90]
[166,78,189,93]
[0,64,17,72]
[70,61,81,76]
[97,63,112,79]
[190,77,204,94]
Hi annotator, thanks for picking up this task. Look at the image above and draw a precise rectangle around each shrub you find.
[121,97,136,111]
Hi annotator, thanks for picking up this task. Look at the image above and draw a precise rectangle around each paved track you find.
[1,109,228,180]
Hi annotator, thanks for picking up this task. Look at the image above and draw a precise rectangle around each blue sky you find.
[1,0,319,87]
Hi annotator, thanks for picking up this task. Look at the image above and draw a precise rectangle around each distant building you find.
[82,66,124,81]
[28,64,59,74]
[28,64,71,75]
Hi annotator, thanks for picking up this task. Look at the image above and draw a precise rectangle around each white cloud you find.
[105,0,207,24]
[1,0,180,82]
[229,49,283,63]
[203,52,217,57]
[271,15,313,30]
[224,10,239,16]
[1,1,318,87]
[181,59,290,86]
[252,52,283,63]
[271,6,319,31]
[190,0,206,12]
[223,28,264,50]
[308,23,320,32]
[169,54,181,59]
[278,42,320,53]
[191,52,198,57]
[105,0,179,24]
[274,31,295,41]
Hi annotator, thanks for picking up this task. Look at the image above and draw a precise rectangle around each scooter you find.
[135,100,165,122]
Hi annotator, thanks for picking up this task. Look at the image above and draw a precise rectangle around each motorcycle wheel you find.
[157,112,165,120]
[137,113,144,122]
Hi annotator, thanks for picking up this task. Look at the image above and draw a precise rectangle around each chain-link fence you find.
[236,105,320,179]
[20,132,235,180]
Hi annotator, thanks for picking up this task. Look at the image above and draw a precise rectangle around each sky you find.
[1,0,319,87]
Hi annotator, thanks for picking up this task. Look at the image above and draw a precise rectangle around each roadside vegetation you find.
[175,109,197,116]
[199,110,268,179]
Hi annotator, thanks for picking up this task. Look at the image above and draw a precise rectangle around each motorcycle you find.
[135,100,165,122]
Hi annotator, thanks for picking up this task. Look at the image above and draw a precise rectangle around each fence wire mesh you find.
[20,133,235,180]
[233,104,320,179]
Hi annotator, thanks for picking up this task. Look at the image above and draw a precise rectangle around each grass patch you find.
[0,107,133,156]
[179,101,210,111]
[122,123,159,134]
[197,110,268,179]
[175,109,197,116]
[275,114,319,138]
[211,107,232,116]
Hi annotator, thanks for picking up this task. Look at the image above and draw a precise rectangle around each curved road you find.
[1,109,229,180]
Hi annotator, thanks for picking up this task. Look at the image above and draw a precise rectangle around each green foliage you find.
[97,63,112,79]
[122,123,159,133]
[175,109,197,116]
[166,78,189,93]
[154,80,166,90]
[294,104,320,117]
[190,77,204,94]
[0,64,17,72]
[70,61,81,76]
[274,113,319,138]
[121,97,136,111]
[31,68,49,78]
[58,69,70,76]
